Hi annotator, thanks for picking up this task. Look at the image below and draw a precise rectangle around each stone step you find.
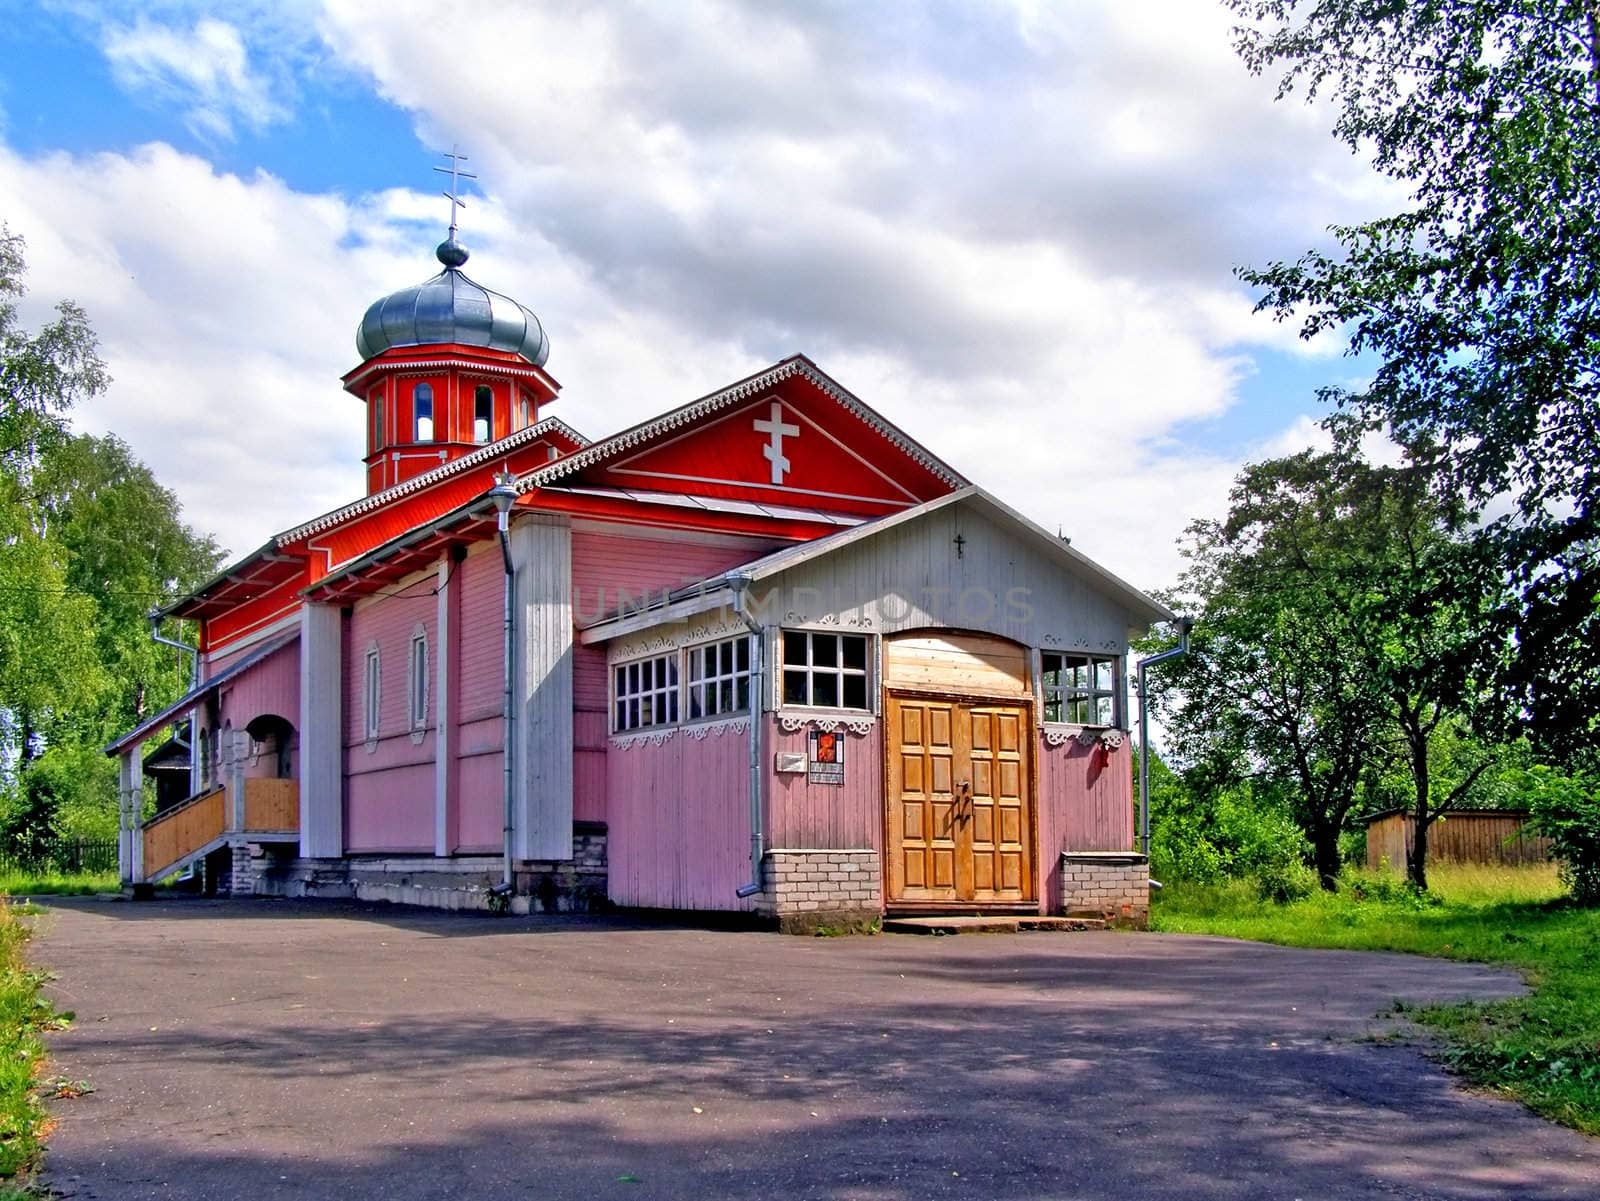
[882,914,1108,935]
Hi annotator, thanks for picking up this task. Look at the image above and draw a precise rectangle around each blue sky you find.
[0,1,1392,588]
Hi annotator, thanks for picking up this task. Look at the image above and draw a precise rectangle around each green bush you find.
[1148,771,1311,885]
[1253,858,1317,904]
[1516,767,1600,904]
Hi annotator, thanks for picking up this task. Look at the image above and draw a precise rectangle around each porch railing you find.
[136,778,300,884]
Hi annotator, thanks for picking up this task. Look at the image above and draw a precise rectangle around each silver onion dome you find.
[355,238,549,367]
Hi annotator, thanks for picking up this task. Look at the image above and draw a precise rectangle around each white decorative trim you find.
[685,717,750,740]
[778,712,876,736]
[609,728,678,750]
[1042,724,1122,748]
[610,618,749,661]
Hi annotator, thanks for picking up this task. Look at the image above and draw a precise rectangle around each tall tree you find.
[1226,1,1600,760]
[1161,435,1504,887]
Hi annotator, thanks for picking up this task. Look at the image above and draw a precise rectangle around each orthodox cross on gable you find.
[434,145,478,239]
[752,400,801,485]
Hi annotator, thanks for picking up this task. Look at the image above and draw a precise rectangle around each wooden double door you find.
[886,693,1035,907]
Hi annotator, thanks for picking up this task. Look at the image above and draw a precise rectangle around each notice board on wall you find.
[808,728,845,786]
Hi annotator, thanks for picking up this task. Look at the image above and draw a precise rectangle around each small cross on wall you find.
[953,533,966,559]
[753,401,801,485]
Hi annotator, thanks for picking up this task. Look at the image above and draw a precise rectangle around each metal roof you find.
[356,240,549,367]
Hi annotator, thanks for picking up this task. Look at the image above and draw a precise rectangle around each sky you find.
[0,0,1393,595]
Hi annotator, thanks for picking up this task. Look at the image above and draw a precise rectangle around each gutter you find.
[1136,616,1193,859]
[729,576,765,899]
[149,609,199,690]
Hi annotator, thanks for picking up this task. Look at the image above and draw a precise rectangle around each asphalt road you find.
[29,897,1599,1200]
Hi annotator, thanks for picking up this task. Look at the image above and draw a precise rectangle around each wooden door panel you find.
[887,694,1033,907]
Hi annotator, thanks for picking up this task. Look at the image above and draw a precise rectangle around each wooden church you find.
[108,210,1171,930]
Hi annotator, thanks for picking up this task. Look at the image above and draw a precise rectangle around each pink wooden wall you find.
[453,549,504,851]
[572,528,779,823]
[1036,736,1134,912]
[765,720,882,851]
[344,590,437,853]
[218,641,301,781]
[605,727,752,910]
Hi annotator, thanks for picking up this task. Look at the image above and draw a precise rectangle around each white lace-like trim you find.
[609,716,750,750]
[1042,725,1125,749]
[777,713,875,736]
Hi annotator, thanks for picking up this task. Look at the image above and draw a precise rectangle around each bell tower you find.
[341,151,559,494]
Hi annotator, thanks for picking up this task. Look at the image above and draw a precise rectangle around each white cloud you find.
[101,17,285,139]
[1,0,1403,597]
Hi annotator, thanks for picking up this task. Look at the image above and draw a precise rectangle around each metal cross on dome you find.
[753,401,800,485]
[434,145,477,240]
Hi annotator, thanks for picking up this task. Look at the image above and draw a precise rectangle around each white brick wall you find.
[758,849,881,926]
[1060,852,1149,928]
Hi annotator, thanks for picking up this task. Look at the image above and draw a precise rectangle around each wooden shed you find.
[1362,808,1551,873]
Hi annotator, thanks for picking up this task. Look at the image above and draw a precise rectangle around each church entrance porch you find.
[884,693,1036,911]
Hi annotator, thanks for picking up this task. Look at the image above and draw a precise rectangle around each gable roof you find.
[578,485,1175,643]
[516,355,965,493]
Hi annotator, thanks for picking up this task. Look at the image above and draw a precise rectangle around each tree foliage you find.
[1227,0,1600,759]
[1158,434,1505,888]
[0,228,220,850]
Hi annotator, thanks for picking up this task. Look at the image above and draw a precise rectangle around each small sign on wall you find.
[774,751,807,774]
[808,728,845,786]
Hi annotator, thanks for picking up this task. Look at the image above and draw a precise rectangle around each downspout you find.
[729,576,765,899]
[1137,616,1193,860]
[149,609,199,689]
[487,475,521,894]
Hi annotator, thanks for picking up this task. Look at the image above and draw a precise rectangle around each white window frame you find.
[612,652,679,732]
[779,629,872,712]
[363,645,381,747]
[414,382,434,442]
[1041,651,1120,728]
[686,635,752,722]
[407,625,429,739]
[473,383,493,444]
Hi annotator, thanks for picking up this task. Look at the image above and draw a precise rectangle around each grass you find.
[0,870,119,898]
[1152,863,1600,1133]
[0,900,71,1195]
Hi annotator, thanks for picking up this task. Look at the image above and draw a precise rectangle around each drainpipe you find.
[149,609,199,689]
[1137,616,1193,860]
[487,474,520,894]
[729,576,765,899]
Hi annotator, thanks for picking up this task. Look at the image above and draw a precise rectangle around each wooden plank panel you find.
[883,633,1031,697]
[143,789,226,879]
[243,778,299,831]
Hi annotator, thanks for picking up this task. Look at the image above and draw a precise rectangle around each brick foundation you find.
[1060,851,1149,928]
[757,849,881,934]
[253,826,608,915]
[228,842,256,898]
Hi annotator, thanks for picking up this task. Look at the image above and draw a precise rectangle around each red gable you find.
[525,355,963,518]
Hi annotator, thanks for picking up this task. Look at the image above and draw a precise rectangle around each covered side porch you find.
[105,632,302,894]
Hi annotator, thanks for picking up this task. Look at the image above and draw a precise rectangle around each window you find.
[687,636,751,720]
[1042,652,1118,726]
[519,393,533,430]
[363,647,381,743]
[614,653,678,731]
[407,628,429,733]
[371,389,385,451]
[413,383,434,442]
[782,631,869,710]
[474,384,493,443]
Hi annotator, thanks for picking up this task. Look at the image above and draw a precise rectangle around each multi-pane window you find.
[782,631,869,710]
[687,636,751,720]
[1042,652,1118,726]
[614,653,679,731]
[407,630,429,732]
[363,647,381,742]
[474,384,493,443]
[414,383,434,442]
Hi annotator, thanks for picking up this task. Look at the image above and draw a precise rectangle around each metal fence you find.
[0,837,119,876]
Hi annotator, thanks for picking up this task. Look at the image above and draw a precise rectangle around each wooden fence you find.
[1364,809,1551,873]
[0,837,119,876]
